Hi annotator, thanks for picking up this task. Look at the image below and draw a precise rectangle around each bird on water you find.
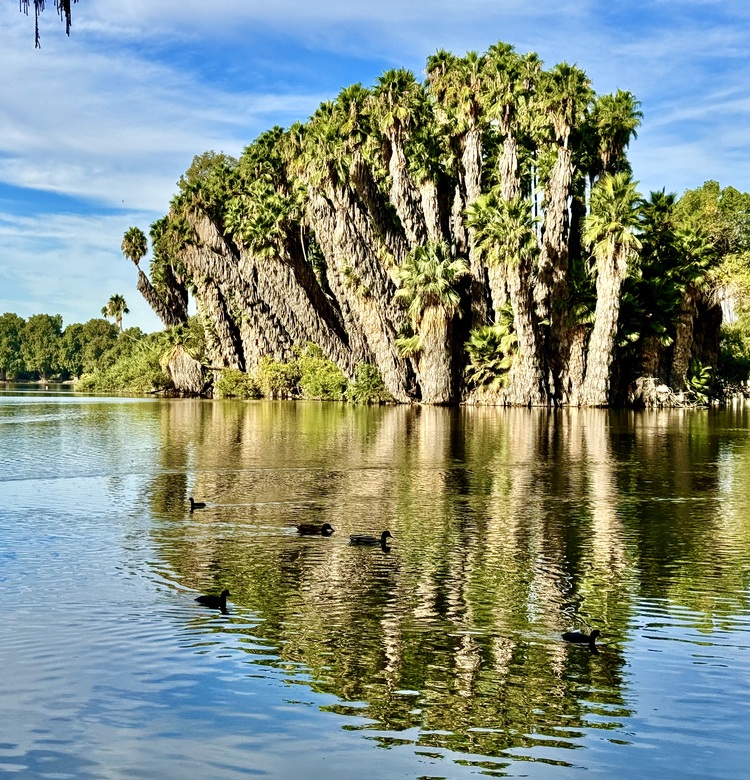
[296,522,335,536]
[195,589,230,611]
[349,530,392,546]
[189,497,206,512]
[562,629,600,648]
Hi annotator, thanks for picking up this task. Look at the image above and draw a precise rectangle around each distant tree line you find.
[0,313,121,382]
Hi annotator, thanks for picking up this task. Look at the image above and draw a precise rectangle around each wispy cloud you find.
[2,0,750,329]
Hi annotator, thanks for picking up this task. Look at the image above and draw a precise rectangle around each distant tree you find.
[60,318,119,378]
[21,314,63,381]
[101,294,129,331]
[0,313,26,380]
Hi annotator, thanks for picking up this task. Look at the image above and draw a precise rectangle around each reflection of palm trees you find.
[148,403,649,760]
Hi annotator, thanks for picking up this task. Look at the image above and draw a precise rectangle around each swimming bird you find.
[562,629,600,647]
[349,530,392,546]
[296,523,334,536]
[189,497,206,512]
[195,589,230,611]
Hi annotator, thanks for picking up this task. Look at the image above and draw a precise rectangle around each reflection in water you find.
[142,402,750,772]
[4,395,750,777]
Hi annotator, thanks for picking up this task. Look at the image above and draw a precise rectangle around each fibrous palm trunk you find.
[386,140,428,247]
[350,150,409,265]
[581,248,624,406]
[505,255,544,405]
[307,185,416,402]
[535,146,573,399]
[460,128,489,326]
[499,136,520,202]
[417,307,455,404]
[669,285,698,391]
[135,268,187,328]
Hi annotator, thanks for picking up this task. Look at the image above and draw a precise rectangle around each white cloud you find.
[3,0,750,331]
[0,210,162,331]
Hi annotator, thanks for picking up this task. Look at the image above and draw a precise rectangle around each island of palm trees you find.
[8,41,728,407]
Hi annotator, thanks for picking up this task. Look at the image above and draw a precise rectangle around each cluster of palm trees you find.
[125,41,721,406]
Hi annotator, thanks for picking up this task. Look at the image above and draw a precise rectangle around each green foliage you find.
[254,356,302,399]
[77,334,170,394]
[121,227,147,266]
[297,344,348,400]
[395,241,469,322]
[60,318,119,378]
[465,307,517,389]
[718,320,750,385]
[686,358,712,405]
[21,314,63,380]
[394,333,423,357]
[101,294,129,331]
[0,312,26,379]
[346,363,394,404]
[215,368,261,399]
[155,319,205,367]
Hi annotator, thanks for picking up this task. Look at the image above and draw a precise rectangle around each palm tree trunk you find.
[418,178,445,244]
[386,141,428,246]
[350,150,409,264]
[499,136,520,201]
[535,146,572,322]
[505,255,545,405]
[461,128,489,326]
[135,268,186,328]
[535,146,573,399]
[195,278,244,370]
[567,325,587,406]
[307,185,416,402]
[417,307,455,404]
[669,285,698,391]
[581,248,623,406]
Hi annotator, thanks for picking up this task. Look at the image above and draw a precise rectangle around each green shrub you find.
[215,368,261,399]
[346,363,393,404]
[254,355,301,398]
[297,344,347,400]
[719,321,750,384]
[77,338,170,393]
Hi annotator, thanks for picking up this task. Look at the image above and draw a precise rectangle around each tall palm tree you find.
[483,44,540,202]
[426,50,489,323]
[101,294,129,332]
[395,241,469,403]
[535,63,594,398]
[580,172,642,406]
[371,69,428,245]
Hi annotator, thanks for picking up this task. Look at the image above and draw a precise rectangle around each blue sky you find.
[2,0,749,332]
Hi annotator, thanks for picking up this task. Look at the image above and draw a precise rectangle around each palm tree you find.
[580,172,642,406]
[536,62,593,275]
[467,193,544,404]
[371,69,428,245]
[395,241,469,403]
[591,90,643,175]
[101,294,129,332]
[121,227,148,267]
[426,50,489,323]
[483,44,541,202]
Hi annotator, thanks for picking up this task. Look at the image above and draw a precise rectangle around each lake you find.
[2,391,750,778]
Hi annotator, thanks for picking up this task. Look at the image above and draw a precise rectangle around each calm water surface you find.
[2,392,750,778]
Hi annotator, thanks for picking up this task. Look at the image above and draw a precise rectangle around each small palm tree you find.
[102,294,129,332]
[395,241,469,403]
